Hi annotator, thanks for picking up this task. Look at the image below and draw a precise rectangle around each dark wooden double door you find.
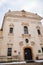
[24,48,32,60]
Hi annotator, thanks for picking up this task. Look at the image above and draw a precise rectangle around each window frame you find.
[7,48,12,56]
[24,26,28,34]
[10,27,13,33]
[25,39,29,43]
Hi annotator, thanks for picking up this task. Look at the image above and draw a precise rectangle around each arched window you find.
[10,27,13,33]
[9,24,14,33]
[25,39,29,43]
[24,26,28,34]
[37,29,41,35]
[36,26,41,35]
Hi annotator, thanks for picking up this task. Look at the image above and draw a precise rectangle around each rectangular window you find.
[7,48,12,56]
[10,28,13,33]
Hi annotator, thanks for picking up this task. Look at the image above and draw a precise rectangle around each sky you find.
[0,0,43,28]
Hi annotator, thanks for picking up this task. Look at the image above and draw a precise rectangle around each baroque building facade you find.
[0,10,43,62]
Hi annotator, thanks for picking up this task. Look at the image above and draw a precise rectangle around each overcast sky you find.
[0,0,43,28]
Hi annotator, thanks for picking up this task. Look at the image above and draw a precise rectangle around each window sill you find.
[38,34,43,37]
[8,33,14,36]
[22,34,31,38]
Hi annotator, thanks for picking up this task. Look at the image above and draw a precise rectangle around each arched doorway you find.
[24,48,32,60]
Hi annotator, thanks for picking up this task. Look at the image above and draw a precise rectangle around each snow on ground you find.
[0,60,43,65]
[0,61,26,65]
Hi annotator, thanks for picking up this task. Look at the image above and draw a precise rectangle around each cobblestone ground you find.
[0,62,43,65]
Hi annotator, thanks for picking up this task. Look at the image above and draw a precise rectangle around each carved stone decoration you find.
[14,50,17,53]
[36,26,40,29]
[31,41,35,46]
[19,41,23,46]
[9,23,14,27]
[22,34,31,38]
[7,43,13,48]
[21,10,26,17]
[21,10,26,12]
[22,22,29,26]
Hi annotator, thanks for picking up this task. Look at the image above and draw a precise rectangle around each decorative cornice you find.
[5,14,42,20]
[1,10,42,30]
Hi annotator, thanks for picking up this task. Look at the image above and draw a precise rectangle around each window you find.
[38,50,41,53]
[7,48,12,56]
[37,29,41,35]
[24,26,28,34]
[25,39,29,43]
[10,28,13,33]
[42,48,43,53]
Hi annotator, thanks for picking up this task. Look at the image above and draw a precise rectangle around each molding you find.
[21,22,29,26]
[23,46,34,60]
[22,34,31,38]
[1,11,42,30]
[7,43,13,45]
[31,41,35,46]
[36,26,40,29]
[9,23,14,27]
[7,43,13,48]
[19,41,23,46]
[6,14,42,20]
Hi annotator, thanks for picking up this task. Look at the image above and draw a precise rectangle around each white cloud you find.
[0,0,43,28]
[0,0,43,12]
[0,0,7,7]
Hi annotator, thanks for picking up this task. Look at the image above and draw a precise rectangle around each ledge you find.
[38,35,43,37]
[8,33,14,36]
[22,34,31,38]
